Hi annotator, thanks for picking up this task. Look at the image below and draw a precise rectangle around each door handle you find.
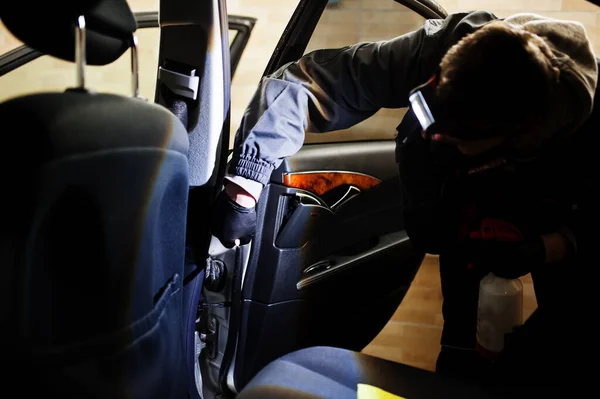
[295,191,328,207]
[320,185,361,211]
[329,185,361,210]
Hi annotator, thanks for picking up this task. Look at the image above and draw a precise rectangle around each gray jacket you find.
[226,10,597,200]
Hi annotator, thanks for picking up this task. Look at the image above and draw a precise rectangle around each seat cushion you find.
[237,346,495,399]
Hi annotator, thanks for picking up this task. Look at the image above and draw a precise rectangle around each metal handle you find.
[130,33,141,98]
[330,185,361,210]
[75,16,142,99]
[75,15,86,89]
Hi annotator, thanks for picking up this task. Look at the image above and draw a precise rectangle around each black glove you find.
[210,189,256,248]
[204,258,227,292]
[464,236,546,279]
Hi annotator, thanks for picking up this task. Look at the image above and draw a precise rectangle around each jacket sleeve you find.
[228,11,495,186]
[229,23,434,185]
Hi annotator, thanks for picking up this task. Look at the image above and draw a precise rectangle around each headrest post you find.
[75,15,87,89]
[131,33,140,98]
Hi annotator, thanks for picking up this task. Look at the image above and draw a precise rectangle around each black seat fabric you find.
[0,91,190,398]
[236,346,494,399]
[0,1,194,397]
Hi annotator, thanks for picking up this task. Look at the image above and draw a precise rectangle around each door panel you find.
[226,0,448,393]
[232,140,425,389]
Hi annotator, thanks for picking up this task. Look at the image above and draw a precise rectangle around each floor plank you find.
[362,255,538,371]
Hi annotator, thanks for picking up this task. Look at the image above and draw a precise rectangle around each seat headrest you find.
[0,0,137,65]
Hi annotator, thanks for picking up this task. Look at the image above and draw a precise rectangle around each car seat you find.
[0,1,190,397]
[235,346,494,399]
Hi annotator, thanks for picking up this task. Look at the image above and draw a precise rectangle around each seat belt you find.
[157,59,200,129]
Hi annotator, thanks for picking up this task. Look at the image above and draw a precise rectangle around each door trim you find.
[283,171,381,196]
[262,0,328,75]
[394,0,448,19]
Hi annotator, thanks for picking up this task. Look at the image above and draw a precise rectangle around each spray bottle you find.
[472,218,524,361]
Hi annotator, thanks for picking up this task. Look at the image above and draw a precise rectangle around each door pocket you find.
[275,196,333,249]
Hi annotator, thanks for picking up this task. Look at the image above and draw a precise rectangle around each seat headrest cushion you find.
[0,0,137,65]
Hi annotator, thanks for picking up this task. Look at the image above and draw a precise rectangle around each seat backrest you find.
[0,2,190,397]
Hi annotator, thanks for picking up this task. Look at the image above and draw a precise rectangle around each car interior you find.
[1,0,597,398]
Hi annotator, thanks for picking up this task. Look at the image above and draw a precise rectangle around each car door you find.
[201,0,449,396]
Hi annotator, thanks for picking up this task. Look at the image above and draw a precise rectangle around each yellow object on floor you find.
[357,384,406,399]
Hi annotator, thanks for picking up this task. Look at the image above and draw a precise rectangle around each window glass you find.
[227,0,299,147]
[303,0,426,144]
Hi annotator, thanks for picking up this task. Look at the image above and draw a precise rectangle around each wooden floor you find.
[361,255,539,371]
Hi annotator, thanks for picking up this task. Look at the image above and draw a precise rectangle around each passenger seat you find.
[0,1,190,397]
[236,346,494,399]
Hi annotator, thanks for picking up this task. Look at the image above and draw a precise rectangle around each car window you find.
[227,2,299,148]
[303,1,426,144]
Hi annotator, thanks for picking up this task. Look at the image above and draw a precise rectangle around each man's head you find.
[432,20,560,155]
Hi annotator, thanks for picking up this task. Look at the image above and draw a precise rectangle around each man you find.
[211,10,597,396]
